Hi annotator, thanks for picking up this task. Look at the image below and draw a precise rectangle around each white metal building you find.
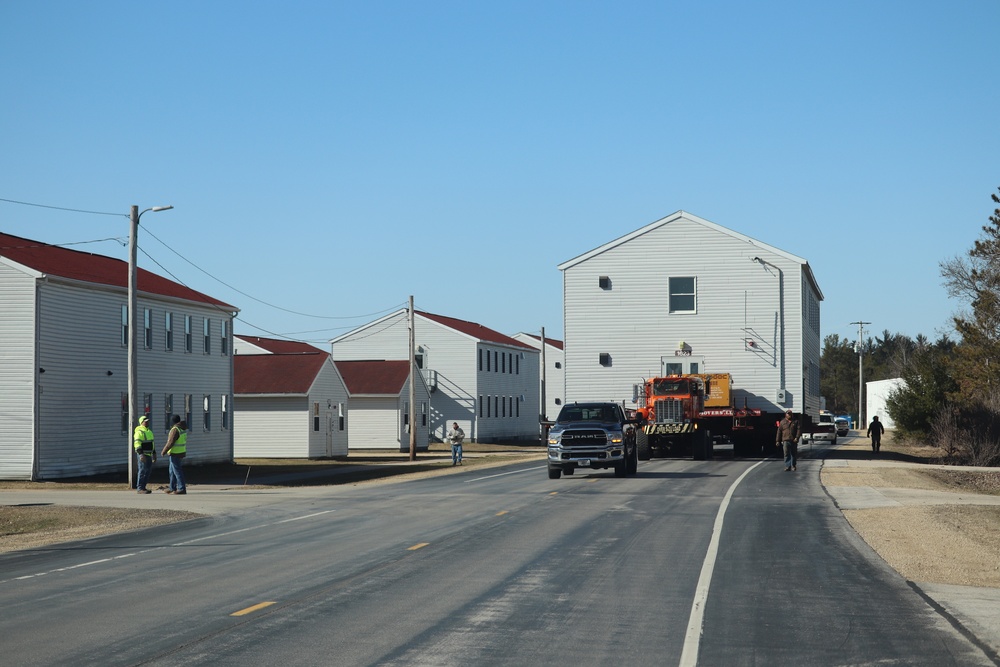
[334,360,430,451]
[233,336,349,458]
[512,332,565,422]
[557,211,823,418]
[0,231,237,480]
[866,378,904,429]
[331,310,540,443]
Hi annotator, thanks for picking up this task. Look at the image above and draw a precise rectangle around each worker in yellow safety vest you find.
[133,415,156,494]
[161,415,187,495]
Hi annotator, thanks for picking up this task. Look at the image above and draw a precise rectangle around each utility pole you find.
[408,295,417,461]
[128,204,172,488]
[540,327,547,440]
[850,320,870,429]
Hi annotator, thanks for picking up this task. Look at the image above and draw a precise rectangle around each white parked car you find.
[835,419,850,437]
[801,423,837,445]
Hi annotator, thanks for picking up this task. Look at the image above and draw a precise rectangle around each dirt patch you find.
[0,506,198,554]
[844,505,1000,587]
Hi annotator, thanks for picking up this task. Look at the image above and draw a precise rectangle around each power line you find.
[141,226,405,321]
[0,196,123,217]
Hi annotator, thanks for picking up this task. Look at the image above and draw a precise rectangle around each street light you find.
[128,204,173,488]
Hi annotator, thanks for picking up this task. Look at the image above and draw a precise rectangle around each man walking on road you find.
[776,409,801,471]
[447,422,465,466]
[867,415,885,454]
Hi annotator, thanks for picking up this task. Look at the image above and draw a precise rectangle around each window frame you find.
[668,276,697,314]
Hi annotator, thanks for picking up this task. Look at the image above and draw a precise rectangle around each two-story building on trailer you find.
[0,231,238,480]
[557,211,823,419]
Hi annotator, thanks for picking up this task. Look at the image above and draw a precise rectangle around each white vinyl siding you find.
[0,263,38,479]
[560,212,819,416]
[233,396,308,458]
[331,310,540,443]
[12,277,236,479]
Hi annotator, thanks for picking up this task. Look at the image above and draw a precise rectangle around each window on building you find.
[669,277,697,313]
[120,392,128,434]
[144,308,153,349]
[185,394,192,429]
[665,362,683,375]
[203,319,211,354]
[421,402,427,427]
[165,312,173,351]
[403,401,409,427]
[486,349,491,372]
[494,395,499,417]
[494,351,498,372]
[164,394,173,432]
[502,395,506,418]
[221,394,229,430]
[478,348,483,371]
[486,395,491,418]
[502,352,506,374]
[479,396,483,417]
[121,305,128,346]
[313,402,320,432]
[203,395,211,431]
[555,361,562,369]
[143,393,153,424]
[221,320,229,355]
[185,316,192,353]
[338,403,345,431]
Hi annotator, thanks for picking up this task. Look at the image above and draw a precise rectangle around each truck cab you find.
[547,402,638,479]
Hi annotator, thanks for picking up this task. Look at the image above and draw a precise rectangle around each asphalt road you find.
[1,456,995,666]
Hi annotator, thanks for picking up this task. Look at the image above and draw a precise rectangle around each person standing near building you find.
[447,422,465,466]
[776,409,801,472]
[161,416,187,494]
[133,415,156,494]
[867,415,885,454]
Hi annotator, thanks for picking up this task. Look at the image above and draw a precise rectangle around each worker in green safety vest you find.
[161,415,188,495]
[133,415,156,494]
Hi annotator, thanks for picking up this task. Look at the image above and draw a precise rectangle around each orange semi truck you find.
[633,373,785,460]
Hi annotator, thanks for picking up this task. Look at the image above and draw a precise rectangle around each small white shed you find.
[866,378,905,429]
[335,360,430,451]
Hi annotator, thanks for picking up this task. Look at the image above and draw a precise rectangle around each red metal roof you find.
[236,335,323,355]
[335,360,409,395]
[0,232,235,309]
[417,311,534,350]
[235,352,329,394]
[520,333,564,350]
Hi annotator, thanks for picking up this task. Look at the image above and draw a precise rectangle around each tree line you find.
[820,187,1000,466]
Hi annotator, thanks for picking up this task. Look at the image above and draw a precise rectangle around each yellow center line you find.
[231,601,277,617]
[408,542,430,551]
[549,491,558,495]
[496,511,508,516]
[588,479,598,483]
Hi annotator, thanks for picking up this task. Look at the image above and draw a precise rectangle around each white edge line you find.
[679,461,764,667]
[277,510,336,523]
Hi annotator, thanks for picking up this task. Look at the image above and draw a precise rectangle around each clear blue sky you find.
[2,1,997,346]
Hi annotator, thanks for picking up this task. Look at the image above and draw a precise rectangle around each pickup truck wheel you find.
[614,461,627,477]
[636,430,651,461]
[564,467,575,475]
[548,467,562,480]
[626,443,638,474]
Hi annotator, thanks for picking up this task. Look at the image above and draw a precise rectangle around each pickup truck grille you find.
[559,429,611,447]
[653,399,684,423]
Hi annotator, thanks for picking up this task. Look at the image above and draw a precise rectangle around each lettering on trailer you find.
[644,423,694,435]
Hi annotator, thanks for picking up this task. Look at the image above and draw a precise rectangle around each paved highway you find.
[1,456,994,666]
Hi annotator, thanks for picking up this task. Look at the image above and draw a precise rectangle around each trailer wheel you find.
[636,430,651,461]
